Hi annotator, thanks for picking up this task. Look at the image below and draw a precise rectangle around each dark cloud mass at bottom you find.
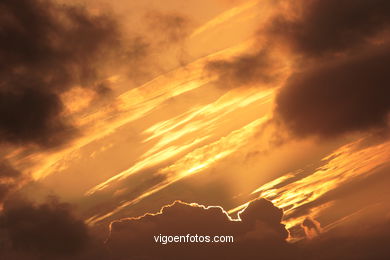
[0,198,89,259]
[108,199,295,260]
[0,197,389,259]
[107,198,390,260]
[299,220,390,260]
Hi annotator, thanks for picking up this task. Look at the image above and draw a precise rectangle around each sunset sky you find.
[0,0,389,259]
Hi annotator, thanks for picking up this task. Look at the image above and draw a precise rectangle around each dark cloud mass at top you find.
[205,0,390,138]
[0,0,121,148]
[276,45,390,137]
[272,0,390,138]
[268,0,390,58]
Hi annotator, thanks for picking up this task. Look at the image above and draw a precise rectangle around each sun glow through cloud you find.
[87,116,269,224]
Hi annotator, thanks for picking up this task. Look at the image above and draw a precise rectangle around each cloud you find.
[0,159,21,179]
[299,220,390,260]
[0,197,90,259]
[0,0,123,148]
[205,48,281,89]
[269,0,390,138]
[1,195,387,260]
[0,0,195,150]
[0,0,194,200]
[0,159,23,202]
[302,217,322,239]
[145,11,191,44]
[105,196,390,260]
[268,0,390,58]
[107,198,296,260]
[275,45,390,137]
[203,0,390,138]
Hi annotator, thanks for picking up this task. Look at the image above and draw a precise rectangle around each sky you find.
[0,0,389,259]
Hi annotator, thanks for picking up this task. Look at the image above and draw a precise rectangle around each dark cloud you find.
[142,10,192,70]
[0,197,90,259]
[0,0,121,148]
[269,0,390,138]
[302,217,321,239]
[0,183,14,203]
[0,159,23,202]
[299,220,390,260]
[206,48,281,89]
[105,196,390,260]
[145,11,190,44]
[107,198,296,260]
[0,0,195,149]
[275,45,390,137]
[268,0,390,58]
[1,195,387,260]
[206,0,390,138]
[0,159,21,179]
